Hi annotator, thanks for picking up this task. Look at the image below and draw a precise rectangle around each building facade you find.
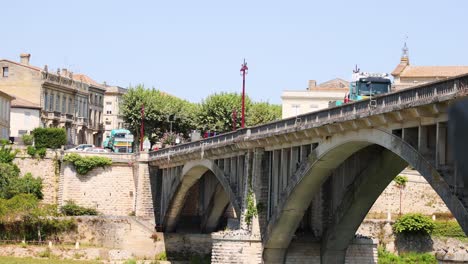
[10,97,41,138]
[0,90,13,140]
[281,79,348,118]
[0,54,105,145]
[102,85,127,145]
[392,43,468,90]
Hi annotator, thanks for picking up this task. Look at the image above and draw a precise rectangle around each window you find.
[291,104,301,116]
[49,93,54,111]
[44,91,48,110]
[2,67,8,77]
[62,96,66,113]
[106,101,112,114]
[56,94,60,112]
[68,98,72,114]
[24,112,31,126]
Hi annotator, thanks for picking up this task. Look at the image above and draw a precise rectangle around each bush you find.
[60,200,98,216]
[432,220,466,238]
[393,213,435,235]
[32,128,67,149]
[63,153,112,175]
[5,173,43,199]
[22,134,34,145]
[37,148,47,159]
[0,145,17,163]
[27,146,37,157]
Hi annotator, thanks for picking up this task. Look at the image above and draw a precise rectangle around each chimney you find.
[20,53,31,65]
[307,80,317,90]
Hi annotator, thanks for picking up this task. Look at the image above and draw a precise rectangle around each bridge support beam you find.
[202,184,230,233]
[321,148,407,262]
[263,248,287,264]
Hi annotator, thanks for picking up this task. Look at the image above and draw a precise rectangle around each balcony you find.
[75,117,88,127]
[43,111,61,121]
[60,113,74,123]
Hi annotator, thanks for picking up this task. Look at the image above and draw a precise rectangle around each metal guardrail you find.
[150,74,468,160]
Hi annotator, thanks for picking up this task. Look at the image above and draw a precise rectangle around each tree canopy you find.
[121,86,282,146]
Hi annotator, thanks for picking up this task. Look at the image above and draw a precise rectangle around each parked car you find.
[85,147,110,153]
[69,144,95,152]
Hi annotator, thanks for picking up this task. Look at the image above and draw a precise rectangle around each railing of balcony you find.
[149,74,468,159]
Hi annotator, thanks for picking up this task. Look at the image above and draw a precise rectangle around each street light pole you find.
[240,59,248,128]
[140,104,144,151]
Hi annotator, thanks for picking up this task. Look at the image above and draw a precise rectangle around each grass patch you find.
[0,256,102,264]
[378,246,436,264]
[432,220,466,238]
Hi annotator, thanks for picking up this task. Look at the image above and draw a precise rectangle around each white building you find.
[10,97,41,138]
[103,85,127,145]
[281,79,349,118]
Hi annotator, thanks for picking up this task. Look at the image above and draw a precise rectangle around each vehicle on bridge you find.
[105,129,133,153]
[330,67,392,107]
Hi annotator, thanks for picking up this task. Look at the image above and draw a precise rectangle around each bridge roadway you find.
[139,74,468,263]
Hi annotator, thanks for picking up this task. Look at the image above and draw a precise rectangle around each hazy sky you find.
[3,0,468,104]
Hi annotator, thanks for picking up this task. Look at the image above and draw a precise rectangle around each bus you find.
[105,129,133,153]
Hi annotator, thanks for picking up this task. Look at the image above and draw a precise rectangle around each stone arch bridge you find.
[132,75,468,263]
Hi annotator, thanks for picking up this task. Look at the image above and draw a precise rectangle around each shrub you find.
[63,153,112,175]
[0,145,17,163]
[32,128,67,149]
[27,146,37,157]
[432,220,466,238]
[22,134,34,145]
[394,175,408,187]
[155,252,167,261]
[5,173,43,199]
[37,148,47,159]
[60,200,98,216]
[393,213,435,235]
[0,138,10,146]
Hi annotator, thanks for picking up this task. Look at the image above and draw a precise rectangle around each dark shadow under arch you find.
[163,159,241,232]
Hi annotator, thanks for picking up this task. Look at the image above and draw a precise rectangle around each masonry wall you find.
[211,235,262,264]
[13,148,60,204]
[60,156,135,216]
[367,169,450,218]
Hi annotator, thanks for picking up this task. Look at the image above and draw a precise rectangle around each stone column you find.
[134,153,155,225]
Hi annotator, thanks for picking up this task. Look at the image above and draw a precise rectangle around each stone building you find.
[0,54,105,145]
[10,97,41,138]
[281,78,349,118]
[392,43,468,90]
[102,85,127,145]
[0,89,14,140]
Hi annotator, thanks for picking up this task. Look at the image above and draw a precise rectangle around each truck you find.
[330,67,392,107]
[105,129,133,153]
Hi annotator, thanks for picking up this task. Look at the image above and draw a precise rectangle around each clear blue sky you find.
[3,0,468,104]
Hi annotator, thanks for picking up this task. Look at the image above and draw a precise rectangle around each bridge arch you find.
[263,128,468,263]
[163,159,241,232]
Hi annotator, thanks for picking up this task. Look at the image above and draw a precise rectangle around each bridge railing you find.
[149,74,468,159]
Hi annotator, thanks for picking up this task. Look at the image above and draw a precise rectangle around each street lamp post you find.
[140,104,144,152]
[240,59,248,128]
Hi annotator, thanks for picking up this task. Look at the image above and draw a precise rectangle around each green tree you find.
[196,92,252,133]
[121,85,196,149]
[394,175,408,216]
[246,102,282,127]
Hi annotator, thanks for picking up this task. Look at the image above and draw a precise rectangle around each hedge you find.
[32,128,67,149]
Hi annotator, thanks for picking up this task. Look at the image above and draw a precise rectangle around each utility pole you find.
[240,59,248,128]
[140,104,144,151]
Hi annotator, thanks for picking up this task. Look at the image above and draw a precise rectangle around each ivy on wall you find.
[63,153,112,175]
